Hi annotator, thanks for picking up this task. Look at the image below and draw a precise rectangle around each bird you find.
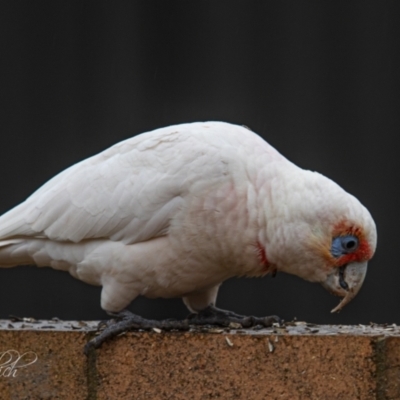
[0,122,377,352]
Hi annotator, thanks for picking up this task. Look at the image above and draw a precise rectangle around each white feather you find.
[0,121,376,313]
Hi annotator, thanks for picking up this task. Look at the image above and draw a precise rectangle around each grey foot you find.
[188,305,281,328]
[84,308,281,355]
[84,310,191,354]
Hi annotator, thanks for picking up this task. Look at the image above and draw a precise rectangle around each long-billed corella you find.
[0,122,377,351]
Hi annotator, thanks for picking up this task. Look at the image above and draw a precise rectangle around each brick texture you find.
[0,321,399,400]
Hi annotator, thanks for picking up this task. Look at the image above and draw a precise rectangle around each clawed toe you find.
[84,311,191,354]
[262,315,282,326]
[188,306,281,328]
[84,307,281,354]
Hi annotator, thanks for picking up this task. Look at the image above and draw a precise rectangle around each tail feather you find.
[0,239,31,267]
[0,201,38,242]
[0,239,23,247]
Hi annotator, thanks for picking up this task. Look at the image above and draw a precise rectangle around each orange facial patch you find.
[332,222,373,267]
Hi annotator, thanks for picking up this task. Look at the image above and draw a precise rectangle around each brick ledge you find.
[0,321,399,399]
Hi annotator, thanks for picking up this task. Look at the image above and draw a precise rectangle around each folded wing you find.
[0,128,189,245]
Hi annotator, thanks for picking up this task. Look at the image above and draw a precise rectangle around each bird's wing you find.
[0,122,283,246]
[0,127,193,245]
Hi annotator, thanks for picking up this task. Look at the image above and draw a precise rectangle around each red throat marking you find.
[257,242,270,270]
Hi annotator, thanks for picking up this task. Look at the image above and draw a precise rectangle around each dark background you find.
[0,1,398,324]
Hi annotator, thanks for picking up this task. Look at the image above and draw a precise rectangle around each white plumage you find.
[0,122,376,314]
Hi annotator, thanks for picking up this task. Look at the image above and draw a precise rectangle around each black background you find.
[0,1,398,324]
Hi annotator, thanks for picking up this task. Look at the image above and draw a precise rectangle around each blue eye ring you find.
[331,235,359,258]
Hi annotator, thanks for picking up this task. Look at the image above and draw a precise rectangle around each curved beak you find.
[321,261,368,313]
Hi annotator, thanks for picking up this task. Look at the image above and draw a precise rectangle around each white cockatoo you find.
[0,122,376,350]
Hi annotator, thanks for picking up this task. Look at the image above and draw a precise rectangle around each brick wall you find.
[0,320,399,399]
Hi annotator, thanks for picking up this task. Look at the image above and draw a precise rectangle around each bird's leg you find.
[188,305,281,328]
[84,310,191,354]
[84,308,281,354]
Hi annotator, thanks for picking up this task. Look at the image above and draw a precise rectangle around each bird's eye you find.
[341,236,359,251]
[331,235,359,258]
[346,240,356,249]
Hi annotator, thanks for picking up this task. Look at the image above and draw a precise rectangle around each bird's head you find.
[315,220,376,312]
[266,167,377,312]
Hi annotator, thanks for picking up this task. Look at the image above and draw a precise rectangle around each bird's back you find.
[0,122,284,250]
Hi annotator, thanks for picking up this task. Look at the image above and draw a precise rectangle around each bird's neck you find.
[255,162,328,282]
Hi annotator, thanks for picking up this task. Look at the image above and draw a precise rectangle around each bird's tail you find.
[0,239,31,267]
